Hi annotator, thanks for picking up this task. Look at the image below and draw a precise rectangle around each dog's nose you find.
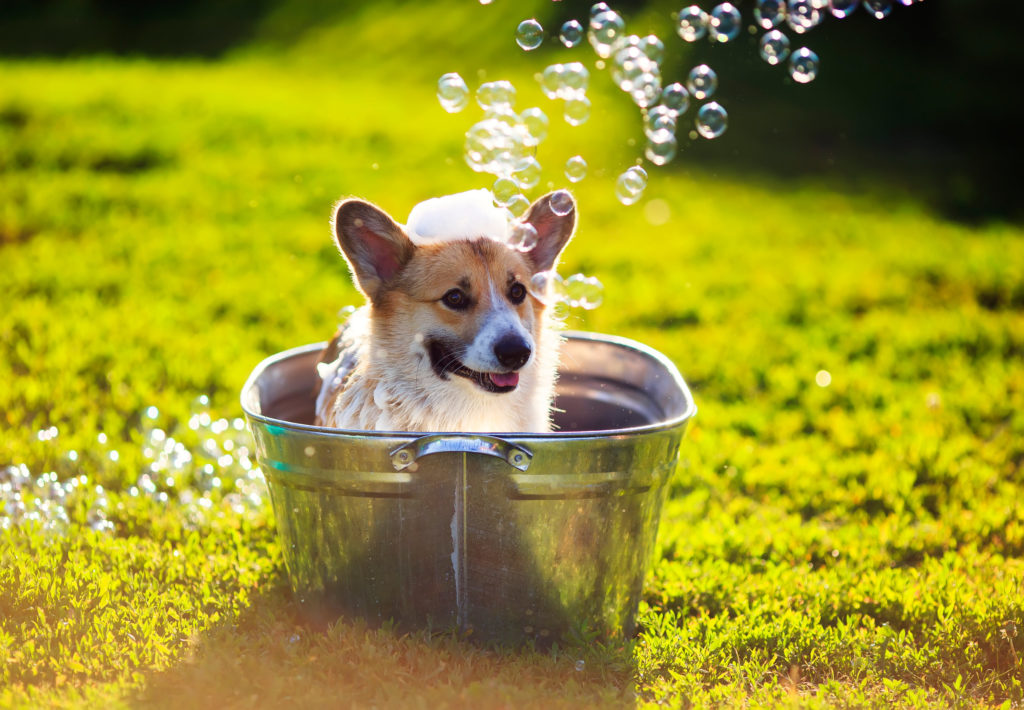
[493,335,532,370]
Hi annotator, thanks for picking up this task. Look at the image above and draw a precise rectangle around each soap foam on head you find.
[406,189,510,245]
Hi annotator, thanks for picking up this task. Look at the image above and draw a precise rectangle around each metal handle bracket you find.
[390,434,533,472]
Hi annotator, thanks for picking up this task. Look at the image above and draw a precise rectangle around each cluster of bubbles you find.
[529,270,605,313]
[0,397,268,536]
[449,0,923,208]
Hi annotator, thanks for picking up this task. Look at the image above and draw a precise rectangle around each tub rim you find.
[240,330,697,440]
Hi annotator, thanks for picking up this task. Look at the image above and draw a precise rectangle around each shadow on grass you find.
[133,579,639,709]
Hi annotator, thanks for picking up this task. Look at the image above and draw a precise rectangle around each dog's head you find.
[331,191,575,395]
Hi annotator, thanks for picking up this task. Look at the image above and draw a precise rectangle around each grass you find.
[2,1,1023,707]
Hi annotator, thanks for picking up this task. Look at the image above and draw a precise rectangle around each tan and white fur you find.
[314,189,576,433]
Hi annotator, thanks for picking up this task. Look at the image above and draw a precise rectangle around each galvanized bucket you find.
[241,332,696,645]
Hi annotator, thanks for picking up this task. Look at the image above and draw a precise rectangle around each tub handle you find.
[390,435,533,472]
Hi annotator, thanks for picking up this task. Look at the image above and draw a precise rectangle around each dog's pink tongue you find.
[490,372,520,388]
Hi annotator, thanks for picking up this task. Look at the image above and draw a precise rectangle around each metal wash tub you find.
[241,332,696,645]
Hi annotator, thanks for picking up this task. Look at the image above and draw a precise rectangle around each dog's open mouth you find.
[427,340,520,394]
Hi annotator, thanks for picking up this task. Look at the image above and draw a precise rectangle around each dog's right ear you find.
[332,199,415,301]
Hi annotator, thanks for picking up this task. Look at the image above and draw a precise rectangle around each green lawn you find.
[2,2,1023,707]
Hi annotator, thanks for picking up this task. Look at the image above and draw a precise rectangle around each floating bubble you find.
[861,0,892,19]
[564,95,591,126]
[709,3,742,43]
[476,80,516,111]
[676,5,708,42]
[575,660,586,672]
[615,166,648,206]
[506,194,531,218]
[562,62,590,97]
[789,47,819,83]
[639,34,665,65]
[786,0,823,33]
[829,0,858,17]
[529,270,559,299]
[760,30,791,65]
[687,64,718,101]
[565,155,588,183]
[645,129,678,166]
[645,106,677,137]
[563,274,604,310]
[514,157,542,190]
[549,190,575,217]
[519,107,549,146]
[755,0,787,28]
[660,83,690,116]
[539,64,566,99]
[560,20,584,48]
[696,102,728,139]
[588,10,626,58]
[464,111,531,177]
[437,73,469,113]
[590,2,611,19]
[492,177,519,206]
[516,19,544,50]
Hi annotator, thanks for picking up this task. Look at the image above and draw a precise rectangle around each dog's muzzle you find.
[427,338,525,394]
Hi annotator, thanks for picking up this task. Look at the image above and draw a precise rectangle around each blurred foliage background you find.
[2,0,1020,222]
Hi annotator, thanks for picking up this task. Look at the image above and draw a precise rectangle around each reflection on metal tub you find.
[241,332,696,646]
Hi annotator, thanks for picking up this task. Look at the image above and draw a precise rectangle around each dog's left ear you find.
[332,198,416,302]
[520,190,576,273]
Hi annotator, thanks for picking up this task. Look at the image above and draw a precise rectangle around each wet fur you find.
[315,193,574,433]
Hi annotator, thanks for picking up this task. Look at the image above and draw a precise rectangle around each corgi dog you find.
[314,189,576,433]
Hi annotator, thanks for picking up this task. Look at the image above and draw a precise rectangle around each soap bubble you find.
[660,82,690,116]
[519,107,549,146]
[645,105,678,137]
[492,177,519,206]
[562,62,590,97]
[696,102,728,139]
[476,80,516,111]
[575,659,586,672]
[506,194,531,218]
[560,19,584,48]
[588,10,626,58]
[563,274,604,310]
[549,190,575,216]
[786,0,823,33]
[639,34,665,65]
[615,166,648,205]
[760,30,791,65]
[539,64,564,99]
[509,222,538,252]
[437,73,469,113]
[565,155,588,183]
[756,0,787,28]
[709,3,742,43]
[829,0,858,17]
[590,2,611,19]
[676,5,708,42]
[789,47,819,83]
[645,129,678,166]
[862,0,892,19]
[564,96,591,126]
[464,111,531,177]
[516,19,544,50]
[514,157,542,190]
[687,65,718,101]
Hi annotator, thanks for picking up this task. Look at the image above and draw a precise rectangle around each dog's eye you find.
[441,288,470,310]
[508,282,527,305]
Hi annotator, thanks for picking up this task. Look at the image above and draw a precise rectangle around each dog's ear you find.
[332,199,415,301]
[520,190,576,273]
